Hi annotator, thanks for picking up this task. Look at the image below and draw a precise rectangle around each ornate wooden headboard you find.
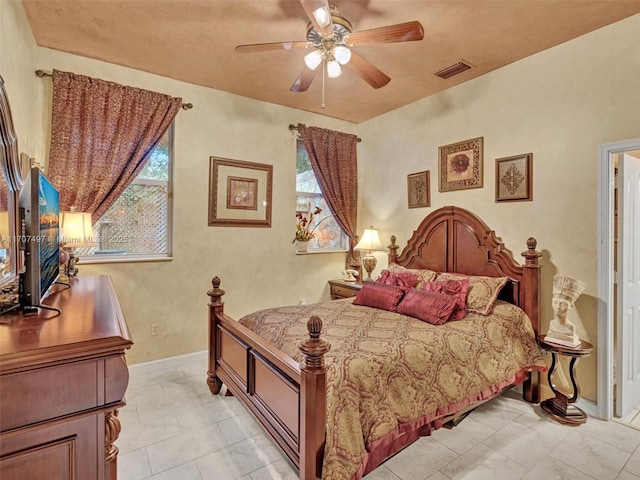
[388,206,541,336]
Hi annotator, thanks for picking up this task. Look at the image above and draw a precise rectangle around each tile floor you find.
[118,353,640,480]
[621,405,640,429]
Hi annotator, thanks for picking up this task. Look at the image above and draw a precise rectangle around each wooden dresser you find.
[0,275,133,480]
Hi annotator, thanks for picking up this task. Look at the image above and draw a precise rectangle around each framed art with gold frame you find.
[438,136,483,192]
[407,170,430,208]
[495,153,533,202]
[208,157,272,227]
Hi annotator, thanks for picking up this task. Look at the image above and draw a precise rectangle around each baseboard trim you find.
[129,350,208,376]
[576,398,598,419]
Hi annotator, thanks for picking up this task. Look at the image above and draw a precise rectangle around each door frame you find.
[597,137,640,420]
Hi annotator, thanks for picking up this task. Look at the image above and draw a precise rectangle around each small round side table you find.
[537,335,593,426]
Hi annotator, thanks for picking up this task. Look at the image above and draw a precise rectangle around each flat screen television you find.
[18,166,60,310]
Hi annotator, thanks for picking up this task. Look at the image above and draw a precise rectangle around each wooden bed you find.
[207,206,542,479]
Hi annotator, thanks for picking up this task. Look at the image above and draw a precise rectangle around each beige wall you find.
[0,0,38,156]
[2,0,354,365]
[358,13,640,402]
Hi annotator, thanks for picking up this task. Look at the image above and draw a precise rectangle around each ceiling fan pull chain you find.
[322,60,326,109]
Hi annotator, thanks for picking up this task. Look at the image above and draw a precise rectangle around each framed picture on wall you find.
[227,176,258,210]
[407,170,430,208]
[208,157,273,227]
[438,136,484,192]
[495,153,533,202]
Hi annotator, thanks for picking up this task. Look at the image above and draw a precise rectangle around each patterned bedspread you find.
[239,299,546,480]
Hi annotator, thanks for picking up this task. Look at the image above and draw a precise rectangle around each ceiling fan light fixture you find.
[237,2,424,96]
[327,60,342,78]
[334,45,351,65]
[304,50,323,70]
[312,6,331,28]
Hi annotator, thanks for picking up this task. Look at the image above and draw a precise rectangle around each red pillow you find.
[353,282,406,312]
[422,278,470,321]
[377,270,419,288]
[396,289,458,325]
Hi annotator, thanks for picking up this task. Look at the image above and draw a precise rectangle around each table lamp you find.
[60,208,96,277]
[355,226,383,281]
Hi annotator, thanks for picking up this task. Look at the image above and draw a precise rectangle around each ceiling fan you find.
[235,0,424,93]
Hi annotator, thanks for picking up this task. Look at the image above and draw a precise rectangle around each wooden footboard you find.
[207,277,328,480]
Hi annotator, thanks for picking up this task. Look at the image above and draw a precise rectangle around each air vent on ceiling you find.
[434,60,474,79]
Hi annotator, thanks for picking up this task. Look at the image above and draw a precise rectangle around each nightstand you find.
[328,279,363,300]
[538,335,593,426]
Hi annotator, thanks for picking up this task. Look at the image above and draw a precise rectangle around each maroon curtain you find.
[47,70,182,222]
[297,123,361,273]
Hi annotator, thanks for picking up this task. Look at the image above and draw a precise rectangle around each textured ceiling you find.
[22,0,640,123]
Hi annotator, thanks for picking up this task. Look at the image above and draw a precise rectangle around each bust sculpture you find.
[544,276,586,348]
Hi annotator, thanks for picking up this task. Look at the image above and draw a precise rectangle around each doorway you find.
[597,138,640,422]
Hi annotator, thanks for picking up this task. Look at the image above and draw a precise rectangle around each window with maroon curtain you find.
[297,123,361,274]
[47,70,182,223]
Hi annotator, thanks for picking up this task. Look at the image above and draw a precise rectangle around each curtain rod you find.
[35,69,193,110]
[288,124,361,142]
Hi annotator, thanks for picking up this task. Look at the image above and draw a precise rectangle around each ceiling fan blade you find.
[300,0,333,37]
[346,51,390,89]
[344,21,424,46]
[235,41,309,54]
[290,67,319,93]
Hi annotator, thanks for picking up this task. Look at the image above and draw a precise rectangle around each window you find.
[296,139,347,251]
[85,125,173,260]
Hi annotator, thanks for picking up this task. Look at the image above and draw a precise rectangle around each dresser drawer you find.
[0,360,98,431]
[329,281,362,299]
[332,285,359,299]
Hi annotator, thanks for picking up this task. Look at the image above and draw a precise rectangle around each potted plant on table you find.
[293,207,327,252]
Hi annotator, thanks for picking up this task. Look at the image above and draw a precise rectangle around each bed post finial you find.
[388,235,399,265]
[299,316,331,369]
[522,237,541,266]
[307,316,322,340]
[207,276,225,307]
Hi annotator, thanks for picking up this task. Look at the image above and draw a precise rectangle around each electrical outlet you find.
[151,323,160,336]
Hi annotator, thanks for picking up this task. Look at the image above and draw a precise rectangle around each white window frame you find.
[80,125,174,264]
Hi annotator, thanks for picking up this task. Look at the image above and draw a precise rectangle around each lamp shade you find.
[334,46,351,65]
[312,6,331,27]
[304,50,323,70]
[326,60,342,78]
[60,210,97,247]
[355,227,383,252]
